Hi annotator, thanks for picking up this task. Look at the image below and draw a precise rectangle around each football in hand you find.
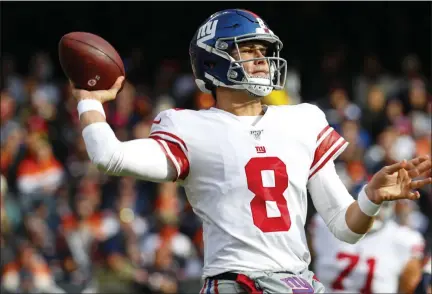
[58,32,125,91]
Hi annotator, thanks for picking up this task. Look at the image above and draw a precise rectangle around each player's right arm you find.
[72,77,185,182]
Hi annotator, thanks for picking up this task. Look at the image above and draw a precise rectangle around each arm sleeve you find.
[307,161,365,244]
[82,122,175,182]
[307,104,349,180]
[82,109,189,182]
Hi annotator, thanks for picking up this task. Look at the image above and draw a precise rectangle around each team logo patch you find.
[197,19,219,43]
[255,146,266,154]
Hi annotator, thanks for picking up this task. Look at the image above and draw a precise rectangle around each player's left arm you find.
[309,150,431,244]
[306,104,432,243]
[306,103,371,243]
[308,160,367,243]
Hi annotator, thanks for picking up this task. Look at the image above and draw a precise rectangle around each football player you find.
[71,9,432,293]
[310,201,425,293]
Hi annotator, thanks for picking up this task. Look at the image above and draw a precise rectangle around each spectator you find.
[2,241,65,293]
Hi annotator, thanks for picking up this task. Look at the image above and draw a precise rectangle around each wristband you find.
[358,185,381,217]
[77,99,106,118]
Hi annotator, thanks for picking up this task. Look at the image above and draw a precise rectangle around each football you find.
[58,32,125,91]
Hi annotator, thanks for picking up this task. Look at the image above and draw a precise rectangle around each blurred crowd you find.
[0,44,431,293]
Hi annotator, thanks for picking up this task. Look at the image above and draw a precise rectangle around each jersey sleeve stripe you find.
[316,125,334,147]
[151,137,189,181]
[152,139,179,180]
[150,131,188,152]
[158,140,181,178]
[311,126,347,166]
[317,125,332,141]
[311,128,341,167]
[309,137,348,179]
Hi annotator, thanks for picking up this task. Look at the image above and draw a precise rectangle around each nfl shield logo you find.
[250,130,263,140]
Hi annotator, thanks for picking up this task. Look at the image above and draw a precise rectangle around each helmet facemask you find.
[214,33,287,97]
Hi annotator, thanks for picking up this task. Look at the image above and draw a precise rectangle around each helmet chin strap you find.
[244,77,273,97]
[223,75,274,97]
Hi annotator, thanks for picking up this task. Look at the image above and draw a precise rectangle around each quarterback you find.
[71,9,432,293]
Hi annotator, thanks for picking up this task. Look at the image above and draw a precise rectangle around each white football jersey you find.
[149,104,348,277]
[310,214,425,293]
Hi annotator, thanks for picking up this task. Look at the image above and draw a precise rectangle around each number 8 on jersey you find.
[245,157,291,233]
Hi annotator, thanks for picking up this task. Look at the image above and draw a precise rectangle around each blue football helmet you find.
[189,9,287,97]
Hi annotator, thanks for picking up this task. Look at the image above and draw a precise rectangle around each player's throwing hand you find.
[365,155,432,204]
[71,76,125,103]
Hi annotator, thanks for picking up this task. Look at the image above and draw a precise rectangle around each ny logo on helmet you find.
[197,20,219,43]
